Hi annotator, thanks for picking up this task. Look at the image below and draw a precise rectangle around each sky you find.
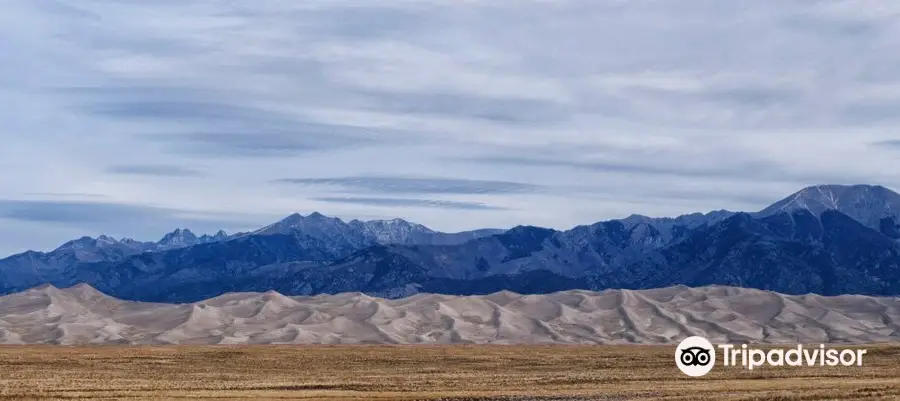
[2,0,900,255]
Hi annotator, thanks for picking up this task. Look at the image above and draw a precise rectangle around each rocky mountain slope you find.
[0,214,504,297]
[1,284,898,345]
[757,184,900,231]
[254,212,503,245]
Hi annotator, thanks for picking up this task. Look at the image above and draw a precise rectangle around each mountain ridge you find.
[756,184,900,231]
[2,184,900,302]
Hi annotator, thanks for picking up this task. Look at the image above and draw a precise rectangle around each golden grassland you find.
[0,344,898,400]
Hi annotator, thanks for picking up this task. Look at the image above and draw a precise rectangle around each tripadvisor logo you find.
[676,336,716,377]
[675,336,867,377]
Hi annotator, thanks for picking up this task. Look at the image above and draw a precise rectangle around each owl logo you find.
[680,346,712,366]
[675,336,716,376]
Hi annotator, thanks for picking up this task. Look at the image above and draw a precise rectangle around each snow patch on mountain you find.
[757,184,900,231]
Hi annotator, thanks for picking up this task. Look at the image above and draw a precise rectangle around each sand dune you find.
[1,284,899,345]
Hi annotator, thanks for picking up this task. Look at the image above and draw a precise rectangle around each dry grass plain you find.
[0,344,898,401]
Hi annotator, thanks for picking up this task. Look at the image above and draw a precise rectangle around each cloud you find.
[81,97,405,157]
[840,99,900,125]
[22,193,109,199]
[312,197,504,210]
[84,100,284,123]
[872,140,900,149]
[779,12,879,38]
[106,164,202,177]
[455,154,842,184]
[140,131,385,158]
[343,90,571,125]
[0,199,173,224]
[0,199,263,252]
[5,0,900,255]
[275,176,541,195]
[0,199,253,228]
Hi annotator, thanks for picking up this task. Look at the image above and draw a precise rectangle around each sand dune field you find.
[1,284,899,344]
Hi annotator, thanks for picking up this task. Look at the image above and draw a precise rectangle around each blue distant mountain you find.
[2,184,900,302]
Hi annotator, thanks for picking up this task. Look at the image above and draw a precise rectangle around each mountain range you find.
[1,184,900,302]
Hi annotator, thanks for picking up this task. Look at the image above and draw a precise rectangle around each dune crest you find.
[1,284,899,345]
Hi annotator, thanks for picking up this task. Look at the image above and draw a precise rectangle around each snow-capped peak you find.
[96,235,118,246]
[157,228,199,247]
[757,184,900,230]
[362,218,432,232]
[253,212,347,236]
[198,230,230,243]
[53,236,98,251]
[54,233,128,250]
[280,213,303,223]
[349,218,437,243]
